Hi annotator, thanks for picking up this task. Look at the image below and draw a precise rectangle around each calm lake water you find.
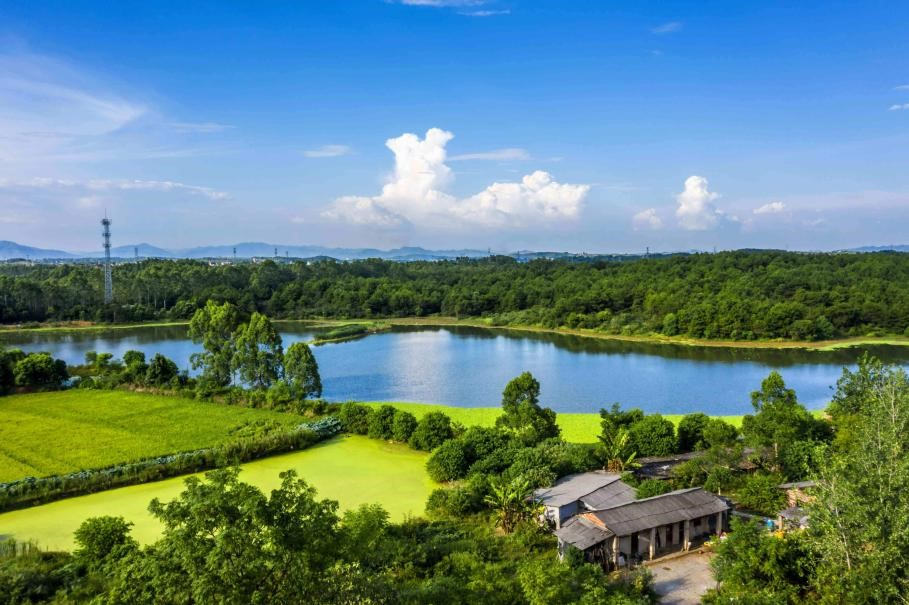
[3,324,908,415]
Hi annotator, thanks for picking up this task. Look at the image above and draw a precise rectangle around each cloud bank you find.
[321,128,589,230]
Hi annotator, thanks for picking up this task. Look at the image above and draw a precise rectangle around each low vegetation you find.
[365,401,746,443]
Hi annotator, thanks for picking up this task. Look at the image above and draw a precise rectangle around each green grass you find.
[364,401,747,443]
[0,435,434,550]
[0,391,306,482]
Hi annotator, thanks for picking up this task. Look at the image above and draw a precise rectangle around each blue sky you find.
[1,0,908,252]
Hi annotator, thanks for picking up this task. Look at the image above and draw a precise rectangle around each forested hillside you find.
[2,251,908,341]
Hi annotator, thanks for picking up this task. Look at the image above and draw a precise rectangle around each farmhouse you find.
[533,471,636,529]
[551,486,731,569]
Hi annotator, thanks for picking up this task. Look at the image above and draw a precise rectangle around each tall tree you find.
[496,372,560,445]
[283,342,322,399]
[102,468,376,604]
[232,312,284,389]
[741,371,827,474]
[808,363,909,603]
[188,300,240,387]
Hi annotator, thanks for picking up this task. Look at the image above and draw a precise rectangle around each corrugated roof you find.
[554,516,614,550]
[586,488,730,536]
[579,480,636,510]
[533,471,623,507]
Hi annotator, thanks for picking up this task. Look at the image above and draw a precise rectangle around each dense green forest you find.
[2,251,909,340]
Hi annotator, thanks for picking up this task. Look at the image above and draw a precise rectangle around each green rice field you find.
[0,391,306,482]
[365,401,746,443]
[0,435,433,550]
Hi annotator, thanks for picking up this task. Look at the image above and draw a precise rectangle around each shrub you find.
[367,405,397,440]
[635,479,672,499]
[425,475,487,517]
[73,516,137,564]
[704,466,736,494]
[409,412,454,451]
[265,381,294,409]
[702,418,740,448]
[736,473,786,515]
[627,414,676,457]
[0,545,75,604]
[13,353,68,387]
[671,459,708,488]
[426,439,471,482]
[339,402,372,434]
[145,353,178,386]
[677,413,710,452]
[391,410,418,442]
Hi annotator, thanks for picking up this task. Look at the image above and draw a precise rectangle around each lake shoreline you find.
[2,315,907,351]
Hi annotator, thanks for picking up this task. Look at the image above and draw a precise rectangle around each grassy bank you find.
[0,391,306,482]
[0,320,190,334]
[363,401,747,443]
[384,317,909,351]
[0,435,434,550]
[4,315,907,350]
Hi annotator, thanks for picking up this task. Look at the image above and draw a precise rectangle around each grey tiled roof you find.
[588,487,730,537]
[554,516,613,550]
[579,480,636,510]
[533,471,623,507]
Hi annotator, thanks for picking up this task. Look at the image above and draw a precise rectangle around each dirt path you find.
[648,551,716,605]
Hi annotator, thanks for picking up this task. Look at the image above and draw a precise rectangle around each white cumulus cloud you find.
[321,128,589,230]
[753,201,786,214]
[675,175,723,230]
[889,103,909,111]
[632,208,663,230]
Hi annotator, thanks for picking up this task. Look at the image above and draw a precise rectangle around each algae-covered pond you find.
[0,435,434,550]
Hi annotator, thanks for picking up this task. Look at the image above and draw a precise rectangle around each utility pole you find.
[101,213,113,303]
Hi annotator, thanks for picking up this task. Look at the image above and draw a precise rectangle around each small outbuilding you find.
[533,471,636,529]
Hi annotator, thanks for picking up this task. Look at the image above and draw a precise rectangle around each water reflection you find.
[2,324,907,415]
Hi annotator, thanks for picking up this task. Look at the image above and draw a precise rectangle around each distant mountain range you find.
[1,239,907,262]
[839,244,909,253]
[0,240,491,261]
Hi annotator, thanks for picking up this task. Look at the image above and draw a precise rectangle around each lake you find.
[3,324,907,415]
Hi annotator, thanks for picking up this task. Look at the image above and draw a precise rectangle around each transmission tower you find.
[101,214,113,303]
